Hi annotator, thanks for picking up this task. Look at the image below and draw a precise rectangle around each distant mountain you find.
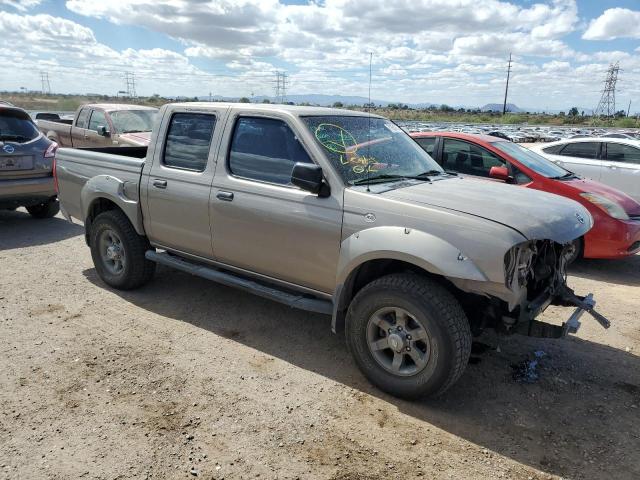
[481,103,523,113]
[196,93,437,108]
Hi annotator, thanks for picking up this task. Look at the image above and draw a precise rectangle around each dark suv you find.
[0,105,59,218]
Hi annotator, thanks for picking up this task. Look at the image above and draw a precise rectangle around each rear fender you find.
[81,175,144,235]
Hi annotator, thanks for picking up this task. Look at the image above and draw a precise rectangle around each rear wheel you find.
[90,210,155,290]
[566,237,583,264]
[26,199,59,219]
[345,273,472,399]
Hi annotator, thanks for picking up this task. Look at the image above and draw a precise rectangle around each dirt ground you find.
[1,209,639,480]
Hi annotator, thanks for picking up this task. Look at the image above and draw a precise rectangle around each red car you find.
[410,132,640,260]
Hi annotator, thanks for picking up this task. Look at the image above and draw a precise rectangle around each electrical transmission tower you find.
[273,71,287,104]
[125,72,137,98]
[40,71,51,95]
[502,53,512,115]
[594,62,620,118]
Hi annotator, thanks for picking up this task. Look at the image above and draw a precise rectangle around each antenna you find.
[366,51,373,192]
[502,53,512,115]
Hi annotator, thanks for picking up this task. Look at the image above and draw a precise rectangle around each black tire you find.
[345,273,472,399]
[566,237,583,264]
[26,199,60,219]
[89,210,155,290]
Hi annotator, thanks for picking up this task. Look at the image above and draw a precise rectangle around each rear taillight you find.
[51,148,59,194]
[44,142,58,158]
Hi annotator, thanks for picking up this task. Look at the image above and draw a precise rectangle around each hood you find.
[383,178,592,244]
[564,177,640,216]
[118,131,151,146]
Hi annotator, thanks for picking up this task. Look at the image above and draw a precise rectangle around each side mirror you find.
[489,165,510,182]
[291,162,327,196]
[97,125,110,137]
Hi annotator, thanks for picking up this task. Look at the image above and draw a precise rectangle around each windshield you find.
[492,141,571,179]
[109,110,157,133]
[302,115,443,184]
[0,110,40,142]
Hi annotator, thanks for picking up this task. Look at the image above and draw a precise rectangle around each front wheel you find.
[345,273,472,399]
[26,199,60,218]
[89,210,155,290]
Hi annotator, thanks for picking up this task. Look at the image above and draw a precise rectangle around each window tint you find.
[229,117,312,185]
[605,143,640,164]
[542,144,564,154]
[0,109,40,142]
[88,110,108,132]
[442,138,505,177]
[163,113,216,171]
[559,142,600,159]
[415,137,436,156]
[76,108,90,128]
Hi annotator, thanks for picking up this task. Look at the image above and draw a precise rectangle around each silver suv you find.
[0,105,59,217]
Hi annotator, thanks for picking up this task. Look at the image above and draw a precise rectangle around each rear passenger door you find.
[210,114,343,294]
[143,109,225,258]
[602,142,640,202]
[554,141,602,181]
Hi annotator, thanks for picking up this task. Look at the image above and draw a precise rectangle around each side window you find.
[229,117,312,186]
[442,138,505,177]
[76,108,90,129]
[88,110,108,132]
[542,144,564,154]
[415,137,436,157]
[163,113,216,171]
[559,142,600,159]
[606,143,640,164]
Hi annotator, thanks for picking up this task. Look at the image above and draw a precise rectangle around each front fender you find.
[336,226,488,287]
[81,175,144,235]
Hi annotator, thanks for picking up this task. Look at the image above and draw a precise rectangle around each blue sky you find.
[1,0,639,110]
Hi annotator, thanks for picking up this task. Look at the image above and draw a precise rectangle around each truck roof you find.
[168,102,384,118]
[83,103,159,112]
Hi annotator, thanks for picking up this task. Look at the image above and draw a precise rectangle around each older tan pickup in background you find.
[36,104,157,148]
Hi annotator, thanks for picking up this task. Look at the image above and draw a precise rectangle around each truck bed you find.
[55,146,147,225]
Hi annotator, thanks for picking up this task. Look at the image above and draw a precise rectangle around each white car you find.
[530,137,640,203]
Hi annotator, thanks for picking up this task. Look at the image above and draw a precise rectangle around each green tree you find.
[262,98,271,103]
[568,107,579,116]
[239,97,251,103]
[332,101,344,108]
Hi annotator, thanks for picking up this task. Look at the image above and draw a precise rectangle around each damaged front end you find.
[502,240,610,338]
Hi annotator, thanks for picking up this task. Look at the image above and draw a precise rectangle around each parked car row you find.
[398,121,640,144]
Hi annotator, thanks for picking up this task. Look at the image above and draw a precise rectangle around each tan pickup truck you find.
[36,104,157,148]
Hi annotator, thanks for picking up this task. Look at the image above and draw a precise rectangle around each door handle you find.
[216,191,234,201]
[153,179,167,189]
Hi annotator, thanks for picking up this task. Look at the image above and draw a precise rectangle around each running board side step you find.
[145,251,333,315]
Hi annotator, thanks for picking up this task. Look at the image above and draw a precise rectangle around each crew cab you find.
[54,103,610,399]
[37,104,157,148]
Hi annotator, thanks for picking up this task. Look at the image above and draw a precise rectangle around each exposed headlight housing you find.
[580,193,629,220]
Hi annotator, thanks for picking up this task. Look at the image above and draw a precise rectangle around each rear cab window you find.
[163,113,216,171]
[76,108,91,129]
[559,142,600,159]
[228,116,313,186]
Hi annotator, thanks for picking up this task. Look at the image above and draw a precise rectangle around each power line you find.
[594,62,620,118]
[273,71,288,103]
[502,53,512,115]
[40,71,51,95]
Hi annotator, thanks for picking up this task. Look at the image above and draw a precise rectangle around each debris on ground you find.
[512,350,546,383]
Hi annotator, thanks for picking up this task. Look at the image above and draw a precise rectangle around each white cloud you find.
[583,8,640,40]
[0,0,42,11]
